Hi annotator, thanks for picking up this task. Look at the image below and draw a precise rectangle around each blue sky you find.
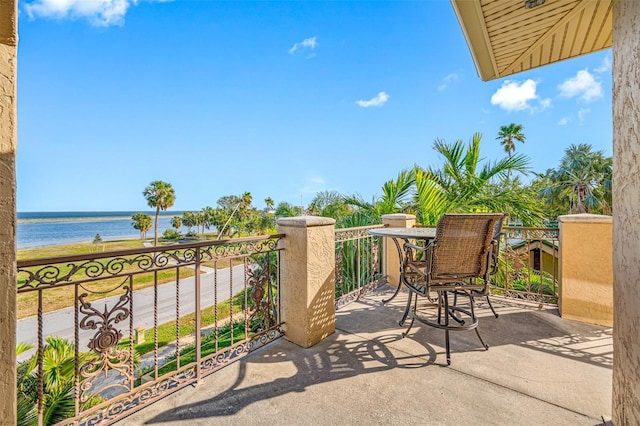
[17,0,613,212]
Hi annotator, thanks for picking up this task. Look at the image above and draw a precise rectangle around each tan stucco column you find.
[277,216,335,348]
[381,214,416,288]
[558,214,613,326]
[0,1,17,424]
[613,1,640,423]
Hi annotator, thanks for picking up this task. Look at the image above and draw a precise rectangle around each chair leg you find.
[470,293,489,350]
[486,295,499,318]
[444,291,451,365]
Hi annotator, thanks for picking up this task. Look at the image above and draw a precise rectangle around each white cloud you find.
[356,91,389,108]
[594,56,612,73]
[558,117,569,126]
[578,108,591,124]
[289,36,318,55]
[438,73,459,91]
[558,69,602,102]
[490,79,549,112]
[23,0,170,26]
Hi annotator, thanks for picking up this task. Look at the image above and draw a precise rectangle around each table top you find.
[368,227,436,239]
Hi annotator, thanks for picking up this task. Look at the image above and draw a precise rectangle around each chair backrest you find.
[429,213,504,281]
[489,213,509,275]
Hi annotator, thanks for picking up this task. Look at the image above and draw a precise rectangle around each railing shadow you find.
[143,330,437,422]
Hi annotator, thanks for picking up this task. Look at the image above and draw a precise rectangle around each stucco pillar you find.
[277,216,335,348]
[558,214,613,326]
[613,1,640,423]
[0,1,17,424]
[381,214,416,288]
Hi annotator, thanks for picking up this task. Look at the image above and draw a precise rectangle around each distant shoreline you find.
[17,211,189,250]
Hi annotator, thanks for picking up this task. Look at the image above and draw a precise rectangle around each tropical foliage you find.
[413,133,543,225]
[274,201,301,218]
[537,143,612,216]
[143,180,176,246]
[343,169,413,225]
[308,190,352,223]
[496,123,526,157]
[16,338,102,426]
[131,213,152,240]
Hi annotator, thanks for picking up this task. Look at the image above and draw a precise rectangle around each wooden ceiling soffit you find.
[451,0,612,81]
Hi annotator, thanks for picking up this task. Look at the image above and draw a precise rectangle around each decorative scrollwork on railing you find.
[78,286,133,400]
[245,255,276,332]
[335,225,383,243]
[200,238,280,262]
[17,237,283,290]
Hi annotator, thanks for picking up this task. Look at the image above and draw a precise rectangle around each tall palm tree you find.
[264,197,275,211]
[539,143,612,215]
[497,123,526,157]
[414,133,543,225]
[143,180,176,246]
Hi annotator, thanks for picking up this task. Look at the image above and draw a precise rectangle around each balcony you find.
[14,213,614,425]
[123,288,612,424]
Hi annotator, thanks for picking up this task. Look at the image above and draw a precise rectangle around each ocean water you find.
[17,211,189,249]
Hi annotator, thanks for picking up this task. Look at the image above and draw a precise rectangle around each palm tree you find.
[143,181,176,246]
[497,123,526,157]
[131,213,152,240]
[309,190,352,222]
[274,201,300,218]
[17,337,102,426]
[181,211,198,235]
[539,143,612,215]
[264,197,275,211]
[414,133,543,225]
[171,216,182,231]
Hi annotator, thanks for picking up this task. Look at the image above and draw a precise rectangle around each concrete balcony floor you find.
[123,287,613,425]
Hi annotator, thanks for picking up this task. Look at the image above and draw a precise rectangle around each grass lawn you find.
[120,290,247,356]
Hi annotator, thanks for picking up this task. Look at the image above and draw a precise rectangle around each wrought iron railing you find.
[334,225,385,309]
[492,226,560,304]
[16,235,284,425]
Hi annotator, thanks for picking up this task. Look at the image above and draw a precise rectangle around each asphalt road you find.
[17,264,248,359]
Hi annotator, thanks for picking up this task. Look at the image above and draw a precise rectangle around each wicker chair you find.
[400,213,504,365]
[465,212,508,318]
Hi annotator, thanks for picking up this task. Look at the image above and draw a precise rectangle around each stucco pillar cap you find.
[277,215,336,228]
[381,214,416,220]
[558,213,612,223]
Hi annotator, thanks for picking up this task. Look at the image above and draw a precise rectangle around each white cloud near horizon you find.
[558,117,568,126]
[356,91,389,108]
[438,73,459,91]
[289,36,318,55]
[23,0,171,26]
[490,79,550,112]
[558,69,602,102]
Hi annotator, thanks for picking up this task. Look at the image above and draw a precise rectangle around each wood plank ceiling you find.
[453,0,612,81]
